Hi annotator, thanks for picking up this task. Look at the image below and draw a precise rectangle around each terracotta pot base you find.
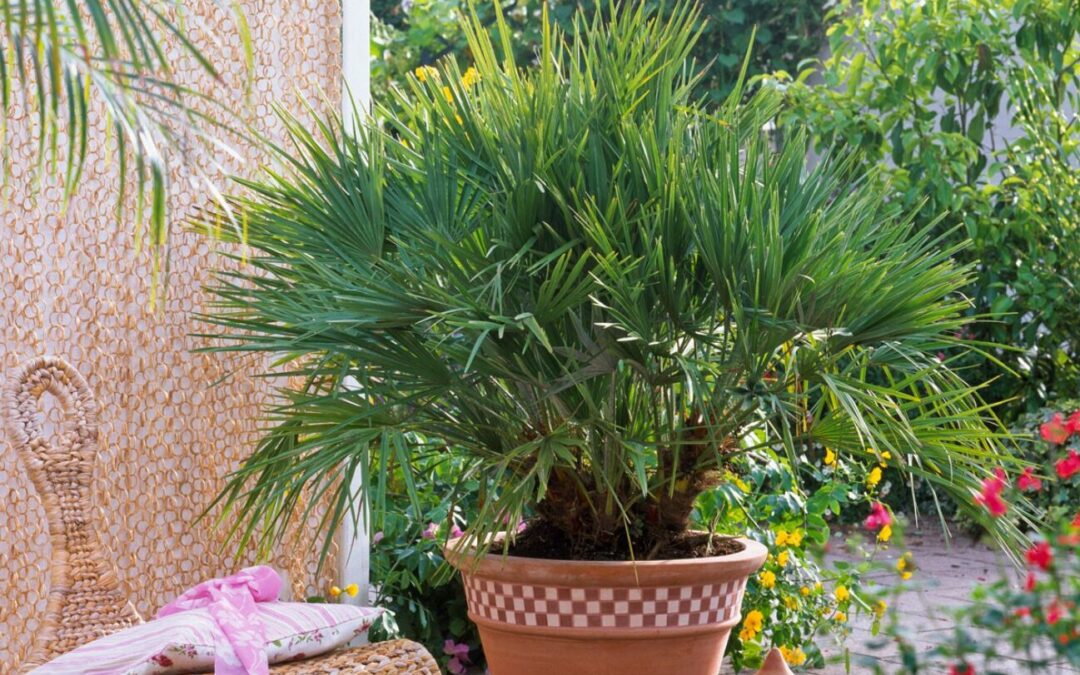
[447,537,767,675]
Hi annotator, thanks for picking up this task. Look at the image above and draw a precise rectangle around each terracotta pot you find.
[446,537,767,675]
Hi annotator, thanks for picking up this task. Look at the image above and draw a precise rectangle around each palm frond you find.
[1,1,251,295]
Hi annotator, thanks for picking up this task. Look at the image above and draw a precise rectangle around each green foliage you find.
[365,454,481,672]
[200,1,1028,564]
[372,0,827,102]
[0,1,250,288]
[763,0,1080,415]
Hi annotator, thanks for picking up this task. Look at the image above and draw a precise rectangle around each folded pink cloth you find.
[158,565,283,675]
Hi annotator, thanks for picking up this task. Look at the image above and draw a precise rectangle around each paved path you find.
[802,526,1079,674]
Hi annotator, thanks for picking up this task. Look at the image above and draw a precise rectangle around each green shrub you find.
[372,0,827,102]
[762,0,1080,416]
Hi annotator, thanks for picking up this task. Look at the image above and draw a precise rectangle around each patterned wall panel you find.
[0,2,343,669]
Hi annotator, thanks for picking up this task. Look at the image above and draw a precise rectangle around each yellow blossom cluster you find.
[779,645,808,666]
[775,528,803,547]
[738,609,765,641]
[328,583,360,599]
[897,551,915,580]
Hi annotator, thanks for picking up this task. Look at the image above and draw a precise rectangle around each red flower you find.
[1042,413,1070,444]
[151,655,174,667]
[1025,571,1038,592]
[949,664,975,675]
[1072,512,1080,529]
[1047,601,1063,625]
[1056,449,1080,480]
[974,468,1008,517]
[1014,606,1031,618]
[1067,411,1080,436]
[864,501,892,531]
[1017,467,1043,492]
[1026,541,1053,571]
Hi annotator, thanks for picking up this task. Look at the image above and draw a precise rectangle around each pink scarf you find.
[158,565,282,675]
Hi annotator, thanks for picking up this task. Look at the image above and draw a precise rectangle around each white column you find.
[338,0,371,612]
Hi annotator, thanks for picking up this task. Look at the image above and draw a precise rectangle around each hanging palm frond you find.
[1,0,251,293]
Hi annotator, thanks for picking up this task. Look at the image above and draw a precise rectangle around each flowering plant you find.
[859,457,1080,673]
[710,449,893,671]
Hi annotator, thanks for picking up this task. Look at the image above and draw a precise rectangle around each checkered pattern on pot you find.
[462,576,747,629]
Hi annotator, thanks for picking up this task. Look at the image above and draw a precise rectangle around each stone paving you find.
[804,525,1079,674]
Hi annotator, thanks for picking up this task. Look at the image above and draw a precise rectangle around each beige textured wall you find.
[0,2,342,670]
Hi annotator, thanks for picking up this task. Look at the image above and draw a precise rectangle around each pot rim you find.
[445,535,768,587]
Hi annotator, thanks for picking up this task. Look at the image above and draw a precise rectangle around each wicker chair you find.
[4,356,438,674]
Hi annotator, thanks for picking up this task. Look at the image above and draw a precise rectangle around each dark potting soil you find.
[505,519,744,561]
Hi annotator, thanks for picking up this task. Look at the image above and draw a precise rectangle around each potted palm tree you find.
[201,3,1023,673]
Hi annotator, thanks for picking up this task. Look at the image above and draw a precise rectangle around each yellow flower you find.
[759,570,777,589]
[734,476,751,493]
[834,610,848,623]
[777,550,790,567]
[414,65,438,82]
[328,586,342,598]
[824,448,837,466]
[783,595,799,610]
[744,609,764,631]
[813,581,823,593]
[344,583,360,597]
[461,66,481,87]
[880,450,892,466]
[897,552,915,580]
[442,86,454,104]
[779,646,808,666]
[775,530,789,547]
[738,625,756,641]
[834,585,850,602]
[867,466,882,488]
[799,586,811,597]
[787,529,803,547]
[877,524,893,543]
[873,600,887,619]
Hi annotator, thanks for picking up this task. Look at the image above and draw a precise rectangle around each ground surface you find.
[795,525,1078,674]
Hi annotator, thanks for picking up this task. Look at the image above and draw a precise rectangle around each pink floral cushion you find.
[31,603,383,675]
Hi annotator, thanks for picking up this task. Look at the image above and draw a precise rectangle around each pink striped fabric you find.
[30,602,383,675]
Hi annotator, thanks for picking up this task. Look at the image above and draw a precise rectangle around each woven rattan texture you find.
[270,641,440,674]
[4,358,144,667]
[1,2,342,670]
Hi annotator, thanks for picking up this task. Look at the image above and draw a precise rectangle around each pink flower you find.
[151,655,174,667]
[372,531,384,545]
[1056,449,1080,480]
[1026,541,1053,571]
[1017,467,1043,492]
[974,468,1008,518]
[864,501,892,531]
[450,524,465,539]
[517,519,528,534]
[444,639,471,674]
[422,523,438,540]
[1067,411,1080,436]
[1042,413,1070,444]
[949,664,974,675]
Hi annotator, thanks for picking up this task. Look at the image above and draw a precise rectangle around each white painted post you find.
[338,0,372,613]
